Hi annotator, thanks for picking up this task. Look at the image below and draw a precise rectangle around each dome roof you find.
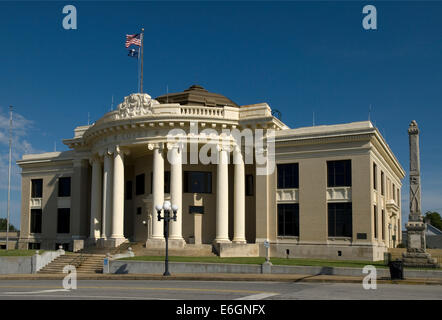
[155,85,239,108]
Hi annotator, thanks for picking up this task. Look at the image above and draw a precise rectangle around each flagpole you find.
[137,47,141,93]
[6,106,12,250]
[140,27,144,93]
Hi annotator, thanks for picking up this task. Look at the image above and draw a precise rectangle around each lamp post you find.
[155,201,178,276]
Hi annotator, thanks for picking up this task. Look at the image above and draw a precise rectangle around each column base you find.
[96,237,127,249]
[146,238,165,249]
[168,238,187,249]
[86,237,100,247]
[232,238,247,244]
[213,238,231,245]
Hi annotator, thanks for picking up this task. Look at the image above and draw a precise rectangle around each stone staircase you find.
[38,253,106,274]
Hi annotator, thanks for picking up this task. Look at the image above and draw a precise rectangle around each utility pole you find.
[6,106,12,250]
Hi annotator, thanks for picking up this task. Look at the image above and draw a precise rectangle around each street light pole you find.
[155,201,178,276]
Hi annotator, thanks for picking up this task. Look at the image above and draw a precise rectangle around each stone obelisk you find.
[402,120,438,267]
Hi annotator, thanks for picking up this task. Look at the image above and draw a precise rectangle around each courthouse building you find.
[17,85,405,260]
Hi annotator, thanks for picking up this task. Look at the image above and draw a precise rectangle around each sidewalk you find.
[0,273,441,285]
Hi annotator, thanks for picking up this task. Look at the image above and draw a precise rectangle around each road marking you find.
[0,285,278,295]
[235,293,279,300]
[0,294,173,300]
[4,289,69,294]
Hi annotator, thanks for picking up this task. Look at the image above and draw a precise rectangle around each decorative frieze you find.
[326,187,352,202]
[276,189,299,203]
[30,198,42,209]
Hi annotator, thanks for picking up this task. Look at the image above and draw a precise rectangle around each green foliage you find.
[0,250,43,256]
[425,211,442,231]
[0,218,18,232]
[120,256,387,268]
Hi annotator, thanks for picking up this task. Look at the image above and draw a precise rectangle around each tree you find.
[0,218,18,232]
[424,211,442,231]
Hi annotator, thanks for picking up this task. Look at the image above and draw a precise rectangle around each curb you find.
[0,273,441,285]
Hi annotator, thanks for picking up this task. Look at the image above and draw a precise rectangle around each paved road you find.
[0,280,440,300]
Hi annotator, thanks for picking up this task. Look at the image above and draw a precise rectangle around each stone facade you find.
[17,86,405,261]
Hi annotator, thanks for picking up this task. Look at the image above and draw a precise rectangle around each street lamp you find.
[155,200,178,276]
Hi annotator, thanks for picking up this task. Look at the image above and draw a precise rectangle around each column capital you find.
[148,142,164,151]
[114,145,130,156]
[98,147,114,157]
[89,153,102,166]
[166,142,184,152]
[216,143,232,153]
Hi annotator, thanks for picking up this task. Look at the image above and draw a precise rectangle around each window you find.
[31,179,43,198]
[57,208,70,234]
[246,174,254,196]
[126,181,133,200]
[392,183,396,201]
[381,209,385,240]
[149,171,171,194]
[30,209,42,233]
[381,171,385,196]
[277,203,299,237]
[397,188,400,205]
[136,207,142,215]
[183,171,212,193]
[135,174,145,195]
[327,160,351,187]
[277,163,299,189]
[373,205,378,239]
[373,163,377,190]
[328,203,352,237]
[58,177,71,197]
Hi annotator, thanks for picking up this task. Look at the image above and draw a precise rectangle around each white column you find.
[101,151,113,239]
[215,145,230,243]
[233,147,246,243]
[150,143,164,239]
[169,143,183,240]
[90,156,102,239]
[111,146,125,240]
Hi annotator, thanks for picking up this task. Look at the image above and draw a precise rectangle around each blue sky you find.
[1,1,441,229]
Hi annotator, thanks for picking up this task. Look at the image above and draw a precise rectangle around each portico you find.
[87,139,252,249]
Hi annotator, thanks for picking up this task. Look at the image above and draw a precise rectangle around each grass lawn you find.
[120,256,388,269]
[0,250,44,257]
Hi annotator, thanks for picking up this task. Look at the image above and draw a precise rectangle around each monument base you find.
[402,251,439,268]
[403,221,439,268]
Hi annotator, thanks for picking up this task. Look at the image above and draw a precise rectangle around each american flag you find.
[125,34,141,48]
